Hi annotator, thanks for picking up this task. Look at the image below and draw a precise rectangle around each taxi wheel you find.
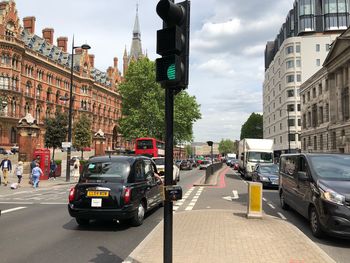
[76,218,89,226]
[131,201,145,226]
[280,191,289,210]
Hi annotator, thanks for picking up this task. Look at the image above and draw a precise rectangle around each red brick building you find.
[0,0,138,152]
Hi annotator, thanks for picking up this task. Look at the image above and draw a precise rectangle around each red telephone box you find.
[33,148,50,180]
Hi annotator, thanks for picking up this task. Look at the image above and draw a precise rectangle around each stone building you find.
[263,0,350,155]
[300,27,350,153]
[0,0,141,152]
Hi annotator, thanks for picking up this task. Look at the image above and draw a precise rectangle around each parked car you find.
[10,145,19,154]
[68,155,163,226]
[180,160,192,170]
[279,153,350,238]
[0,147,7,155]
[152,157,180,183]
[251,163,279,188]
[199,160,211,170]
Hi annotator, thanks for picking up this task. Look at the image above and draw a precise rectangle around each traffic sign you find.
[62,142,72,148]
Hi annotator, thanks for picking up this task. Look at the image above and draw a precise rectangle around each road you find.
[0,167,204,263]
[1,165,349,262]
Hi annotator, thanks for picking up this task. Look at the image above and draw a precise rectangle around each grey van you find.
[279,153,350,238]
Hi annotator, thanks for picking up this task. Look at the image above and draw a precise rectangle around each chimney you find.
[42,28,54,45]
[57,37,68,52]
[23,16,36,34]
[89,54,95,68]
[114,57,118,68]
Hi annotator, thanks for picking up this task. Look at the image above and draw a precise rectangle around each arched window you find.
[36,105,41,123]
[36,84,42,99]
[25,102,30,115]
[10,127,17,144]
[26,81,32,95]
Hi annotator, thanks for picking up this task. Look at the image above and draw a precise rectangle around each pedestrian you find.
[0,155,12,186]
[15,161,24,186]
[31,162,43,189]
[49,160,57,180]
[72,158,80,180]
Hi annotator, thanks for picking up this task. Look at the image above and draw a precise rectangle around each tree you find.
[218,139,235,155]
[185,144,193,158]
[240,113,263,140]
[44,112,68,160]
[118,57,201,143]
[73,114,92,159]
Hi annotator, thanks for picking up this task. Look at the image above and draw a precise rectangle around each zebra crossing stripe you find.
[1,207,27,214]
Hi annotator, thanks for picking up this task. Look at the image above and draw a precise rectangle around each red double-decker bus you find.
[135,137,165,157]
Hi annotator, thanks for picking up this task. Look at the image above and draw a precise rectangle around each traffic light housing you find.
[156,0,190,89]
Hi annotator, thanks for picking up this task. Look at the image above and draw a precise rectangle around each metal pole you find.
[164,87,174,263]
[287,109,291,153]
[211,145,213,164]
[66,37,75,182]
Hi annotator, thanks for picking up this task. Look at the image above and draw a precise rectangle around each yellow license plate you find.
[87,191,109,197]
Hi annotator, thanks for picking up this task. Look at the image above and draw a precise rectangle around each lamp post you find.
[63,37,90,182]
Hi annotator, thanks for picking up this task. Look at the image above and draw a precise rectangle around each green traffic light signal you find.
[167,64,176,80]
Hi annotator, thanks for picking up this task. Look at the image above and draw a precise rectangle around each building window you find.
[312,104,318,127]
[297,104,301,111]
[303,138,307,150]
[307,91,310,101]
[0,76,10,89]
[287,104,295,112]
[297,74,301,82]
[286,60,294,69]
[287,89,295,97]
[289,134,296,142]
[288,118,295,127]
[308,111,312,127]
[303,94,306,103]
[312,87,316,98]
[280,136,282,143]
[331,131,336,150]
[303,114,307,128]
[316,44,320,52]
[285,46,294,55]
[320,134,323,150]
[280,123,282,130]
[325,103,330,122]
[318,84,322,94]
[342,87,350,120]
[298,118,301,126]
[296,59,301,67]
[316,59,321,66]
[286,75,294,83]
[324,0,349,30]
[319,106,324,124]
[296,45,301,53]
[314,136,317,151]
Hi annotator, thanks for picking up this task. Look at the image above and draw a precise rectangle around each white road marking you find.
[222,196,233,201]
[0,202,33,204]
[1,206,26,214]
[232,190,239,199]
[185,206,193,211]
[268,203,275,209]
[277,212,287,220]
[40,202,67,205]
[262,197,267,201]
[184,187,203,211]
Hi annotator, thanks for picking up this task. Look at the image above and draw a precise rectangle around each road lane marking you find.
[1,206,26,214]
[268,203,275,209]
[232,190,239,199]
[262,197,267,201]
[0,202,34,204]
[184,187,203,211]
[277,212,287,220]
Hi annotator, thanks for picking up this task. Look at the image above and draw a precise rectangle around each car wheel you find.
[131,201,145,226]
[280,191,289,210]
[310,207,324,238]
[76,218,89,226]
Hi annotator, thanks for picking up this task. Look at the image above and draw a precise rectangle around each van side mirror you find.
[298,171,309,181]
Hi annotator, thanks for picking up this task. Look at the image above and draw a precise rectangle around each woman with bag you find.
[15,161,24,186]
[72,158,80,181]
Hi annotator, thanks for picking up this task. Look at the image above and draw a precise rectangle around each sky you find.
[14,0,294,143]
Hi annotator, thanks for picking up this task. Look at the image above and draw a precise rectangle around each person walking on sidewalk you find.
[72,158,80,181]
[14,161,24,186]
[49,160,57,180]
[0,155,12,186]
[31,162,43,189]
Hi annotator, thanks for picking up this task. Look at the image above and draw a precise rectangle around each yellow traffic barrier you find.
[247,182,263,219]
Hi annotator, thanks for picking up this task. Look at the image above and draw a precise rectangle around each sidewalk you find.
[124,209,335,263]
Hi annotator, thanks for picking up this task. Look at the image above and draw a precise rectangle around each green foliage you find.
[218,139,235,155]
[44,112,68,150]
[54,159,62,165]
[240,113,263,140]
[118,57,201,143]
[73,114,92,155]
[185,144,193,157]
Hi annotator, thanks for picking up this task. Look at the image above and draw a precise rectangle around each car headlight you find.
[320,185,345,205]
[259,176,269,182]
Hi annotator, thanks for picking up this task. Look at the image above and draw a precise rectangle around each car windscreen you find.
[153,158,165,165]
[260,165,279,175]
[81,161,130,183]
[247,152,273,163]
[309,155,350,180]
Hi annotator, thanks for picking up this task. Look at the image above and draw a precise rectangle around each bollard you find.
[247,182,263,219]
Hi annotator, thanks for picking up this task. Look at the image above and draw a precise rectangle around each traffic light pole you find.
[164,86,174,263]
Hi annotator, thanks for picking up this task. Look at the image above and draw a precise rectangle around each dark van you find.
[279,153,350,238]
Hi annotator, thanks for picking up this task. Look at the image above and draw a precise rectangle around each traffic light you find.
[156,0,190,89]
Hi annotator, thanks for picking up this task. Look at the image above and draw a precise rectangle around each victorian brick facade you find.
[0,0,134,151]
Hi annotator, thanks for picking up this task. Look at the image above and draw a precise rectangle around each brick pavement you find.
[124,209,335,263]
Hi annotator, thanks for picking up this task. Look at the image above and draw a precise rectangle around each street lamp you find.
[63,37,90,182]
[207,141,213,164]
